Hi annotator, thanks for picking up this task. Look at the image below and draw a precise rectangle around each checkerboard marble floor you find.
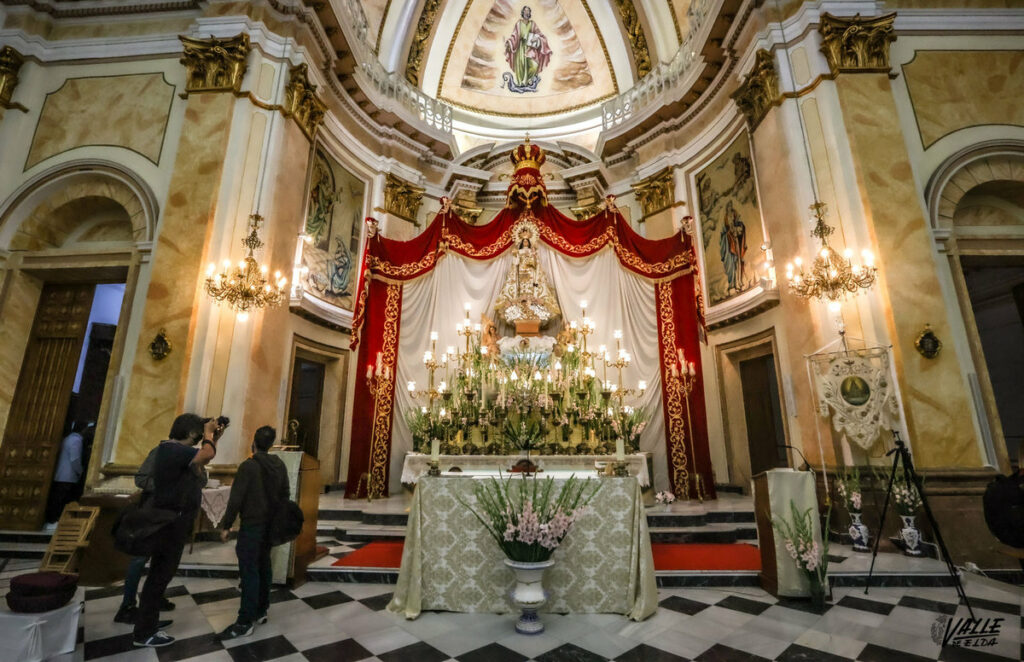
[6,566,1018,662]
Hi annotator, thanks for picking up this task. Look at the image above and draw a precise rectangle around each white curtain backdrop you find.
[390,245,669,493]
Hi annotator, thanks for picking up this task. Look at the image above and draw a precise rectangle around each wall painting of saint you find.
[300,147,366,311]
[693,132,766,306]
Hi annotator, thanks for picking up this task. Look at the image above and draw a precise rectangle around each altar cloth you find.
[388,475,658,620]
[401,452,650,487]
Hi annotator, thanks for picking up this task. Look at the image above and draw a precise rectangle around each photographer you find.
[133,413,226,649]
[216,426,289,641]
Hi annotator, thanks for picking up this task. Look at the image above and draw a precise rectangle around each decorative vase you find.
[848,511,870,552]
[808,577,828,613]
[661,502,671,513]
[505,558,555,634]
[899,514,923,556]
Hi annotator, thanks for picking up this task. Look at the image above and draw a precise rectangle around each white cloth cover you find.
[200,486,232,527]
[0,588,83,662]
[754,469,822,597]
[391,246,669,494]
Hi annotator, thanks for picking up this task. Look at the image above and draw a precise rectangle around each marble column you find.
[115,92,236,465]
[834,73,981,468]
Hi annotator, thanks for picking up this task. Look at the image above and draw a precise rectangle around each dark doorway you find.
[961,256,1024,468]
[288,357,326,458]
[739,353,788,476]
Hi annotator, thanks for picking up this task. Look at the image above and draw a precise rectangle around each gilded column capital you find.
[631,167,675,220]
[453,202,484,225]
[569,202,604,221]
[819,13,897,76]
[0,45,27,112]
[383,173,425,224]
[730,49,779,130]
[179,33,251,95]
[283,63,327,140]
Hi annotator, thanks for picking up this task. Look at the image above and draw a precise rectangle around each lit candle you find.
[688,362,696,377]
[407,381,416,392]
[638,380,647,392]
[474,323,481,333]
[464,302,471,313]
[439,381,447,393]
[613,329,623,340]
[480,346,488,356]
[365,364,373,381]
[431,438,440,461]
[615,437,625,462]
[430,331,438,342]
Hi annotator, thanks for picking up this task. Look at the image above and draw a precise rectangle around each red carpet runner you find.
[333,541,760,571]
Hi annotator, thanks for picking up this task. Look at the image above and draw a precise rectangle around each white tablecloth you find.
[200,486,233,527]
[401,453,650,487]
[0,587,84,662]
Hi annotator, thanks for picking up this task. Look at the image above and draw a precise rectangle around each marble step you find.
[649,524,758,544]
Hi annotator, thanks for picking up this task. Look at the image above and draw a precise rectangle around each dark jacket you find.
[218,452,289,529]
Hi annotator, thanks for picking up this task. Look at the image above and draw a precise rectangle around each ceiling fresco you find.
[437,0,618,116]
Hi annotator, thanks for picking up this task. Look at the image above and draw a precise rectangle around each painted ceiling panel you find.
[436,0,619,117]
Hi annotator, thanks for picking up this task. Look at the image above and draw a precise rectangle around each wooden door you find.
[0,283,95,530]
[288,357,325,458]
[739,354,787,477]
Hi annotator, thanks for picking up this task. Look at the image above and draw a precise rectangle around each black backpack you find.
[111,502,180,556]
[982,472,1024,548]
[257,460,304,547]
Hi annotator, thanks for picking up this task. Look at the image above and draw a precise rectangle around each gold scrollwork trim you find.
[282,63,327,141]
[404,0,442,86]
[367,282,402,498]
[731,49,779,131]
[0,45,28,112]
[657,283,689,496]
[612,0,653,78]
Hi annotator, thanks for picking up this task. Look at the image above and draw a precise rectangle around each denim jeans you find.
[236,523,272,625]
[121,555,148,609]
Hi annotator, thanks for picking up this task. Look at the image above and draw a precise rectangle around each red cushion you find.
[6,586,77,613]
[9,572,78,597]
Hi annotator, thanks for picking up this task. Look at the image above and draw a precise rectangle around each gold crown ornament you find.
[510,135,546,173]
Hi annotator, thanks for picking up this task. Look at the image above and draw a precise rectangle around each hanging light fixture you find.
[204,213,288,321]
[785,202,876,309]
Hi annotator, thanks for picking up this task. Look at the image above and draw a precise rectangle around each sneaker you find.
[113,605,137,624]
[255,613,268,625]
[218,621,254,641]
[134,631,175,648]
[159,597,176,611]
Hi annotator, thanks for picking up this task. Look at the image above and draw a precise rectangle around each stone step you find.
[649,524,758,544]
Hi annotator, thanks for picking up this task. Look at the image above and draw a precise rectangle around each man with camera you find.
[216,425,289,641]
[133,413,227,648]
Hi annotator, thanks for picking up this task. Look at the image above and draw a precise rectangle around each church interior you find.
[0,1,1023,660]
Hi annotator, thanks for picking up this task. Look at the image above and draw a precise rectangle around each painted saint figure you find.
[503,6,552,93]
[719,202,748,293]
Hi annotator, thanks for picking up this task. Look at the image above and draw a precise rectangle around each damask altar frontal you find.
[387,476,658,620]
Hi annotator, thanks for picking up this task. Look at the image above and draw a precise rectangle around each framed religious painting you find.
[691,131,768,307]
[299,145,368,312]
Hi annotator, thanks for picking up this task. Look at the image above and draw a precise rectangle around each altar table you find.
[388,476,658,620]
[401,453,650,487]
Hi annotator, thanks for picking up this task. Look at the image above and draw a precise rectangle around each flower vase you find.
[808,578,828,613]
[899,515,924,556]
[505,558,555,634]
[848,511,870,552]
[661,503,671,513]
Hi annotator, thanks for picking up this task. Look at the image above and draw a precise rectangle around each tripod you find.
[864,431,973,618]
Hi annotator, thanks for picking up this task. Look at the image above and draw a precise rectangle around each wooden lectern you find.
[752,468,821,597]
[270,451,320,587]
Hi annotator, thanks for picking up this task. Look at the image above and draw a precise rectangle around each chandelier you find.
[204,213,288,321]
[784,202,876,309]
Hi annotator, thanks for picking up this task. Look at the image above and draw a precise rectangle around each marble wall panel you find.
[836,74,981,468]
[114,93,235,466]
[26,73,175,169]
[903,50,1024,149]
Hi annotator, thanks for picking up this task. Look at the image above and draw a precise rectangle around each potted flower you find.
[655,491,676,512]
[460,473,599,634]
[892,471,924,556]
[773,502,831,612]
[835,467,869,552]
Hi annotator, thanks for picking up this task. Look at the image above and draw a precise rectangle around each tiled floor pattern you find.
[8,566,1020,662]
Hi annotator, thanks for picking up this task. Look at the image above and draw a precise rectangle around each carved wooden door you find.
[0,283,94,530]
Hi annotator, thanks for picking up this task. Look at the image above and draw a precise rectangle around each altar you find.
[347,139,714,502]
[400,452,650,486]
[387,476,658,620]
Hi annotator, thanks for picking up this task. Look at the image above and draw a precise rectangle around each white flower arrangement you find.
[773,502,831,602]
[835,467,863,513]
[892,471,923,517]
[655,491,676,505]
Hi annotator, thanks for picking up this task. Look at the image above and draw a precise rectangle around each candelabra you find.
[671,347,705,502]
[365,351,392,399]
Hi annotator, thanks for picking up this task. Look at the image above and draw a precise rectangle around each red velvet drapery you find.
[345,203,712,499]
